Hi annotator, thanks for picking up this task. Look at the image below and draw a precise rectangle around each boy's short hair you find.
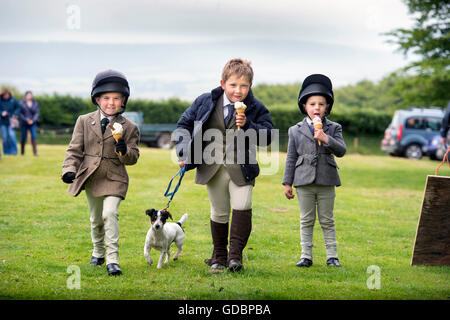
[222,58,254,84]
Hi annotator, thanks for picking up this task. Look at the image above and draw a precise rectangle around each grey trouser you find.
[296,184,338,260]
[207,165,253,224]
[85,184,122,265]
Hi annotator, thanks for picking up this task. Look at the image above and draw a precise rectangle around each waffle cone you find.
[236,108,246,130]
[112,133,122,142]
[313,123,322,145]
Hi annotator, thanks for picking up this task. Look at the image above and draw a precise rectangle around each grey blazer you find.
[282,117,346,187]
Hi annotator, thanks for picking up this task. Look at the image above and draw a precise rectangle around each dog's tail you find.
[176,213,188,228]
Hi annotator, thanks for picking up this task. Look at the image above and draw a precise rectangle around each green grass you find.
[0,145,449,299]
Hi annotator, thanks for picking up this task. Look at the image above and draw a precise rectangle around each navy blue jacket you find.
[176,86,274,181]
[19,99,40,126]
[0,96,21,126]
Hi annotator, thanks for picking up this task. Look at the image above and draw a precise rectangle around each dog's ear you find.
[146,209,156,217]
[165,211,173,220]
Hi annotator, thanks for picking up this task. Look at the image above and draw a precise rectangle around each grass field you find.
[0,144,449,300]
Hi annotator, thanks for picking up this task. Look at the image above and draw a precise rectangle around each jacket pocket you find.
[240,163,260,182]
[295,156,304,167]
[327,156,338,168]
[107,170,128,183]
[75,166,88,179]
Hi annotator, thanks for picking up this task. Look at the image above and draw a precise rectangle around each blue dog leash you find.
[163,166,186,210]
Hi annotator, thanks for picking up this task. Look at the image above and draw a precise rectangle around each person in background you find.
[440,101,450,148]
[0,88,21,155]
[19,91,40,156]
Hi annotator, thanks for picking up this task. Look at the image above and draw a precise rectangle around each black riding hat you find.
[91,69,130,110]
[298,74,334,115]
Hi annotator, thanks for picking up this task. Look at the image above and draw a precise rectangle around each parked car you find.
[381,107,444,159]
[122,111,177,149]
[423,134,447,161]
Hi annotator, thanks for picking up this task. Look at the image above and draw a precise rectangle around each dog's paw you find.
[146,258,153,266]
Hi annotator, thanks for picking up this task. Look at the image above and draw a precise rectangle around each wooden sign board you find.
[411,175,450,266]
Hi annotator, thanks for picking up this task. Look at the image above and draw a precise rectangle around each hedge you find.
[267,108,391,136]
[36,94,391,136]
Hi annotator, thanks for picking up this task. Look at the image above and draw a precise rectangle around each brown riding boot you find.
[205,220,229,271]
[20,142,25,155]
[31,140,38,156]
[228,209,252,272]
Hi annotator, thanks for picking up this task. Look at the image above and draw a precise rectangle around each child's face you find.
[303,95,329,119]
[95,92,125,116]
[220,74,251,103]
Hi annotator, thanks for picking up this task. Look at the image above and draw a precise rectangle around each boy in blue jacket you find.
[176,58,273,272]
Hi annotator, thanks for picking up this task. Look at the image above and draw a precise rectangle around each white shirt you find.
[100,113,114,123]
[223,94,233,119]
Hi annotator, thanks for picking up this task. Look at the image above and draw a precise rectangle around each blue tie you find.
[224,104,234,127]
[308,123,314,136]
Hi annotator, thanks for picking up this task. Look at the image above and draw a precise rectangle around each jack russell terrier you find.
[144,209,188,269]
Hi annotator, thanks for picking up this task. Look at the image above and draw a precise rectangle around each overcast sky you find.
[0,0,415,100]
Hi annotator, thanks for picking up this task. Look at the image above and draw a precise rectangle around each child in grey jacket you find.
[282,74,346,268]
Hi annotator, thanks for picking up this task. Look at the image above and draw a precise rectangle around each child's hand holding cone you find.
[234,102,247,130]
[312,116,323,146]
[109,122,124,156]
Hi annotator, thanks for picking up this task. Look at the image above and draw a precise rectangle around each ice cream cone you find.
[313,116,323,146]
[109,123,124,156]
[234,102,247,130]
[112,134,123,155]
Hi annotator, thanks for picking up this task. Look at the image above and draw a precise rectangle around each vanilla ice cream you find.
[111,122,123,135]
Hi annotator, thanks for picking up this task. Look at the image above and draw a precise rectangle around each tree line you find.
[3,66,446,138]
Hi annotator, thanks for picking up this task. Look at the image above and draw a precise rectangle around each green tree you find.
[384,0,450,107]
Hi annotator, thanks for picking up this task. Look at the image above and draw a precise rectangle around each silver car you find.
[381,107,444,159]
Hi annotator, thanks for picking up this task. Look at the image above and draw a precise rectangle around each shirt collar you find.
[223,93,232,107]
[100,112,114,123]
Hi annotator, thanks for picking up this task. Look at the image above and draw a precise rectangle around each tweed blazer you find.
[62,110,140,199]
[176,87,273,182]
[282,117,346,187]
[195,94,251,186]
